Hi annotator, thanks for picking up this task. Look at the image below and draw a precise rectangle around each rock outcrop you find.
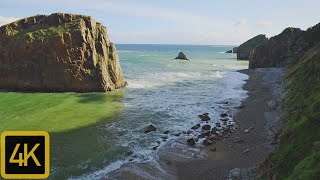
[249,23,320,68]
[249,28,303,68]
[233,47,238,53]
[175,52,189,60]
[237,34,268,60]
[0,13,126,92]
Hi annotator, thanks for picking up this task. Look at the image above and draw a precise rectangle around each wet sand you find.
[174,68,283,180]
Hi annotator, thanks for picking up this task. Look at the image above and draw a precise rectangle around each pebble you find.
[210,147,217,152]
[243,149,251,154]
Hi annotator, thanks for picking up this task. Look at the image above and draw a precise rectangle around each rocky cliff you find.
[249,23,320,69]
[249,28,303,68]
[237,34,268,60]
[0,13,126,92]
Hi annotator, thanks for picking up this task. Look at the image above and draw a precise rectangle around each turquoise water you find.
[0,44,249,179]
[70,44,249,179]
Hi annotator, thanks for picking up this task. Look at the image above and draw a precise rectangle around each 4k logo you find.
[1,131,50,179]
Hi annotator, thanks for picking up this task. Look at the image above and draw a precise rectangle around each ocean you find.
[0,44,249,179]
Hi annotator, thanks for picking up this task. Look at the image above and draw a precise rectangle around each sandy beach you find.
[173,68,284,180]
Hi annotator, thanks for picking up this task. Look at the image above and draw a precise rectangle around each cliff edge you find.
[0,13,126,92]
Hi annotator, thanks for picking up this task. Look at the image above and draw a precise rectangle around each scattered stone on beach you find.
[191,124,201,130]
[234,137,244,143]
[163,130,170,134]
[144,124,157,133]
[243,149,251,154]
[267,100,278,110]
[244,129,250,133]
[202,125,211,131]
[175,51,189,60]
[187,138,196,146]
[198,114,211,121]
[210,147,217,152]
[208,135,219,141]
[203,139,214,145]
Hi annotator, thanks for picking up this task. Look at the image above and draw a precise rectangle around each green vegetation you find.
[262,44,320,179]
[0,91,124,133]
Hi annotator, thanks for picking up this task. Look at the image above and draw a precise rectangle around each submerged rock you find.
[0,13,126,92]
[175,51,189,60]
[202,125,211,131]
[144,124,157,133]
[191,124,201,130]
[198,114,211,121]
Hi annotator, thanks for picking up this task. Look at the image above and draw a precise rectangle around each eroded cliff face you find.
[0,13,126,92]
[237,34,268,60]
[249,28,303,69]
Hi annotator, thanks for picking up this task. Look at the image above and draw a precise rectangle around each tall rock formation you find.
[237,34,268,60]
[248,28,310,68]
[0,13,126,92]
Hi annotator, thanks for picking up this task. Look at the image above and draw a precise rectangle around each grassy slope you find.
[263,44,320,179]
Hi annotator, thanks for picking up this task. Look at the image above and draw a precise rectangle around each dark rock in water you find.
[187,138,196,146]
[126,151,134,156]
[173,132,181,136]
[175,51,189,60]
[191,124,201,130]
[187,130,193,134]
[162,135,169,139]
[152,146,158,150]
[0,13,126,92]
[163,130,170,134]
[202,125,211,131]
[199,130,211,138]
[144,124,157,133]
[237,34,268,60]
[203,139,214,145]
[225,50,233,53]
[215,123,221,127]
[220,117,229,121]
[220,112,228,117]
[198,114,210,121]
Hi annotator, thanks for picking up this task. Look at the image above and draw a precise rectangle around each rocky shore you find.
[173,68,284,180]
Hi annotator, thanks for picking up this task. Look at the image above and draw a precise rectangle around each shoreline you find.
[173,68,284,179]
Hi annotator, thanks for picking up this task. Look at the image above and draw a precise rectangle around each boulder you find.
[175,52,189,60]
[267,100,278,110]
[203,139,214,145]
[237,34,268,60]
[191,124,201,130]
[187,138,196,146]
[225,50,233,53]
[198,114,211,121]
[202,125,211,131]
[0,13,126,92]
[144,124,157,133]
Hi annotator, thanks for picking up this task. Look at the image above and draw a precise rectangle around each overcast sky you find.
[1,0,319,45]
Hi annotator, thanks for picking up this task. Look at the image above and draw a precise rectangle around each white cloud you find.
[0,16,19,26]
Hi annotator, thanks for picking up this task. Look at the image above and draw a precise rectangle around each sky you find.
[0,0,319,45]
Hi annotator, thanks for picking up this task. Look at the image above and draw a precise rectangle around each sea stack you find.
[175,51,189,60]
[0,13,126,92]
